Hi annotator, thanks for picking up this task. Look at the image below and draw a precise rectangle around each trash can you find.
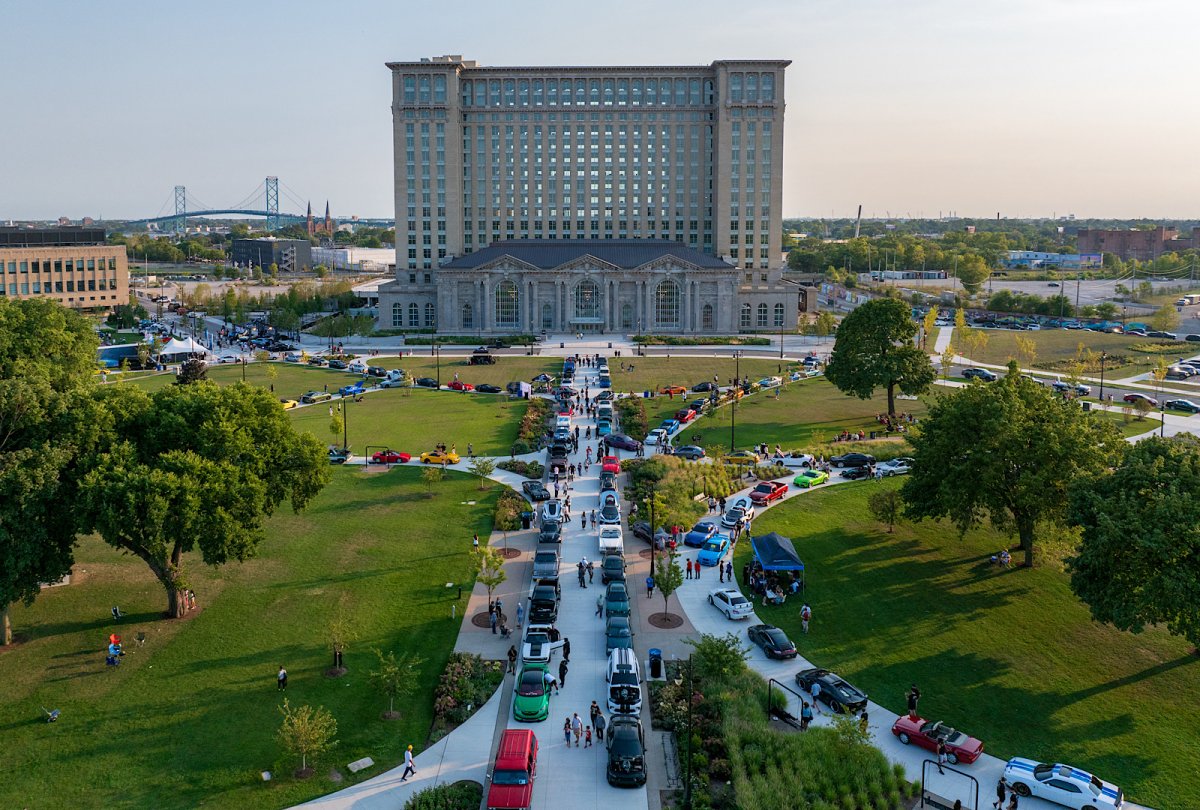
[608,342,613,349]
[520,511,534,530]
[560,342,565,349]
[1082,400,1091,412]
[869,431,877,440]
[648,648,662,679]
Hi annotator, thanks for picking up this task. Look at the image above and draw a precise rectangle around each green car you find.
[606,582,631,617]
[513,662,551,722]
[794,469,829,488]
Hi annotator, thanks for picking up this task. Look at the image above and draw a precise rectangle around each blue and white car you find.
[1002,758,1123,810]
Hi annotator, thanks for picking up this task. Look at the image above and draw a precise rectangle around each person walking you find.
[563,716,573,746]
[906,684,922,720]
[685,558,693,580]
[562,637,571,663]
[645,574,654,598]
[400,745,416,781]
[277,665,288,691]
[726,560,735,584]
[874,466,883,483]
[596,593,605,617]
[507,645,517,674]
[578,561,587,588]
[490,608,498,634]
[936,738,948,774]
[584,726,593,748]
[590,700,602,728]
[799,701,813,731]
[515,602,524,629]
[993,778,1008,809]
[1006,793,1019,810]
[809,680,822,713]
[694,560,701,580]
[800,603,812,634]
[718,562,725,583]
[587,560,594,584]
[472,532,479,551]
[559,658,569,687]
[571,713,583,746]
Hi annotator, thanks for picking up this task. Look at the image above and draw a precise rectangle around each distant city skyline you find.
[3,0,1198,221]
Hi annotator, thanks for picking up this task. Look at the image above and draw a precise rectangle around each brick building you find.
[1076,226,1200,261]
[0,226,129,311]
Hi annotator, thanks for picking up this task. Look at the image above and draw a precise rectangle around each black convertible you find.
[794,667,868,714]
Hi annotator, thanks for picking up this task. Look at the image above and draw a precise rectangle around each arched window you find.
[774,303,786,327]
[542,302,554,330]
[461,302,474,330]
[654,279,680,328]
[757,303,769,327]
[574,279,600,321]
[494,279,519,328]
[621,302,633,329]
[392,302,403,328]
[701,303,714,330]
[740,303,752,330]
[424,302,435,328]
[408,302,420,328]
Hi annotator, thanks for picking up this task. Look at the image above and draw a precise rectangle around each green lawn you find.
[288,388,528,457]
[963,329,1190,377]
[740,482,1200,808]
[372,354,559,389]
[117,363,363,396]
[608,355,798,396]
[1093,409,1162,438]
[1,467,498,810]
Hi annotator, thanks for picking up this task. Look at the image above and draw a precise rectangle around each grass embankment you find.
[961,329,1192,378]
[1,467,500,810]
[740,481,1200,808]
[608,356,792,397]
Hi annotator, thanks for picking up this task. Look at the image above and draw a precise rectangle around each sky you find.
[3,0,1198,221]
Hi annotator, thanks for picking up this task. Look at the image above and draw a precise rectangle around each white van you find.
[598,525,624,554]
[555,415,571,432]
[606,648,642,714]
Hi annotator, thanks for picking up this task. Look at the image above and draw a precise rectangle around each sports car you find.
[602,455,621,474]
[1002,758,1123,810]
[831,452,875,468]
[521,624,561,663]
[1165,398,1200,413]
[708,587,754,620]
[696,534,731,567]
[447,380,474,392]
[684,521,719,547]
[370,449,411,464]
[747,624,797,659]
[476,383,503,394]
[660,385,687,395]
[1123,392,1158,407]
[420,450,460,465]
[522,480,550,501]
[840,466,871,480]
[749,481,788,503]
[659,419,680,434]
[279,399,298,410]
[877,458,913,476]
[605,434,642,452]
[793,668,868,714]
[723,450,761,465]
[776,452,815,469]
[794,469,829,488]
[512,662,551,722]
[675,408,697,424]
[891,715,984,764]
[414,377,439,388]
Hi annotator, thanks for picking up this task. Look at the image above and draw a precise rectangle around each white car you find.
[775,452,815,470]
[217,354,242,364]
[727,496,756,521]
[878,458,913,476]
[646,428,668,446]
[708,588,754,620]
[521,624,562,663]
[541,499,563,525]
[1002,758,1123,810]
[720,506,747,529]
[598,525,624,554]
[348,360,367,373]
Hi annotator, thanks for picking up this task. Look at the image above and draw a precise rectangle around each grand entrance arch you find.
[570,278,604,332]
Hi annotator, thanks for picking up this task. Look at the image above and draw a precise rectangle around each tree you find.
[955,253,990,295]
[329,409,344,444]
[1132,397,1153,421]
[370,648,426,719]
[467,457,496,490]
[653,546,684,617]
[685,632,750,685]
[1014,335,1037,370]
[352,314,376,338]
[78,383,330,618]
[421,465,444,495]
[824,298,936,417]
[277,699,338,777]
[867,489,902,533]
[1150,304,1181,332]
[1096,302,1119,320]
[901,363,1125,567]
[921,306,939,351]
[327,608,356,676]
[473,545,506,607]
[175,358,208,385]
[813,311,837,339]
[0,297,99,387]
[1068,436,1200,646]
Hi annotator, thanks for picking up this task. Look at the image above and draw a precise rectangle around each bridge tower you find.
[173,185,187,235]
[265,177,280,231]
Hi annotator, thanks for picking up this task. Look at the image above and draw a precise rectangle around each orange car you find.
[660,385,687,396]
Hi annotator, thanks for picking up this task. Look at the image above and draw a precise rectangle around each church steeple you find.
[324,201,332,234]
[306,202,314,237]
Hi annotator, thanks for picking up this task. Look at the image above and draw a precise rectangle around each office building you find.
[0,226,129,310]
[376,55,801,334]
[1076,226,1200,262]
[230,238,313,273]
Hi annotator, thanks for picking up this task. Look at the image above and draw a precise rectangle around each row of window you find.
[401,73,448,104]
[459,77,717,108]
[452,107,774,124]
[727,73,777,104]
[4,257,119,273]
[0,278,118,293]
[741,302,787,328]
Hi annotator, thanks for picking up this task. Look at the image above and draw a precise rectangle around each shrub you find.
[633,335,771,346]
[430,653,504,738]
[497,459,544,479]
[403,782,483,810]
[808,440,912,463]
[493,489,529,532]
[615,396,648,440]
[753,464,790,481]
[518,398,552,443]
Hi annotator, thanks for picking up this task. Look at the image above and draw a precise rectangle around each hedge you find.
[615,396,648,440]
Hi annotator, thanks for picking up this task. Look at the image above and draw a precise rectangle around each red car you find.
[1123,392,1158,407]
[748,481,788,504]
[556,402,574,416]
[891,716,984,765]
[602,455,621,474]
[447,380,475,392]
[675,408,697,424]
[370,449,412,464]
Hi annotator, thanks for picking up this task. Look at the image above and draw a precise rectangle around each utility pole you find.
[730,351,741,453]
[1076,274,1082,313]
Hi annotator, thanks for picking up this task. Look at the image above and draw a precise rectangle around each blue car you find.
[684,521,719,548]
[697,534,731,566]
[660,419,680,434]
[339,382,365,397]
[597,420,612,436]
[599,375,611,388]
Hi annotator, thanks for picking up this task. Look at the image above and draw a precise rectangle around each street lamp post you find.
[435,341,441,389]
[241,356,246,383]
[1099,351,1107,402]
[674,656,694,809]
[730,351,741,453]
[341,398,349,451]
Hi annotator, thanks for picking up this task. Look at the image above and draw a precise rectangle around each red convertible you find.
[748,481,788,504]
[891,716,984,765]
[447,381,475,392]
[370,449,412,464]
[601,455,621,474]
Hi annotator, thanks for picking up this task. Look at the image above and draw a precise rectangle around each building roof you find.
[441,240,733,271]
[0,226,106,248]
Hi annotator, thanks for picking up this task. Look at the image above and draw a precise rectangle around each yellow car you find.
[420,450,461,465]
[723,450,761,465]
[279,399,299,410]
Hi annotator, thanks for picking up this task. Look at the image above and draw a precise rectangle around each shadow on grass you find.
[27,611,168,643]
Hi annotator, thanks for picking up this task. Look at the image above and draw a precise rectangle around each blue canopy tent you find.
[749,532,805,595]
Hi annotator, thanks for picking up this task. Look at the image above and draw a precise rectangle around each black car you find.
[415,377,439,388]
[606,716,647,787]
[601,555,626,584]
[831,452,875,468]
[794,668,868,714]
[1187,334,1200,342]
[599,470,618,491]
[605,433,643,452]
[674,445,706,461]
[471,383,499,394]
[1165,399,1200,414]
[328,359,349,370]
[963,367,998,382]
[630,521,653,543]
[747,624,797,660]
[840,466,871,480]
[529,585,559,623]
[266,342,294,352]
[538,521,562,544]
[522,480,550,501]
[595,390,615,401]
[366,366,387,377]
[1147,331,1177,340]
[692,381,717,392]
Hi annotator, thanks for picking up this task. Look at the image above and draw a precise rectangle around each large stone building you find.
[0,226,128,311]
[1076,226,1200,262]
[377,55,806,335]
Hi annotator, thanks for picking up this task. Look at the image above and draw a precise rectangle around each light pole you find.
[674,656,694,809]
[340,397,349,451]
[1099,351,1107,402]
[730,351,741,453]
[435,341,441,389]
[645,495,657,573]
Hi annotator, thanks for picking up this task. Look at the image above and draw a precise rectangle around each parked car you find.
[279,399,298,410]
[727,496,756,520]
[601,455,621,474]
[675,408,697,423]
[533,550,560,580]
[1146,330,1177,340]
[486,729,539,810]
[414,377,439,388]
[605,616,634,654]
[1123,393,1158,407]
[877,458,913,476]
[831,452,875,468]
[684,521,719,547]
[301,391,332,404]
[645,428,668,446]
[963,367,999,382]
[708,587,754,620]
[630,521,674,548]
[605,582,631,617]
[601,555,627,584]
[891,715,984,765]
[696,534,732,567]
[339,382,365,398]
[327,359,349,370]
[1051,380,1091,396]
[794,668,868,714]
[720,506,747,529]
[512,663,551,722]
[529,584,560,624]
[327,447,353,465]
[793,469,829,488]
[1001,758,1123,810]
[522,480,550,501]
[1165,399,1200,413]
[599,470,618,490]
[420,449,460,464]
[477,383,503,394]
[538,522,562,544]
[692,381,717,392]
[749,481,788,504]
[217,354,242,364]
[447,380,475,392]
[366,365,387,378]
[541,499,563,525]
[723,450,761,465]
[604,433,642,452]
[659,385,687,395]
[840,466,872,480]
[370,449,411,464]
[747,624,797,659]
[599,494,621,525]
[776,452,815,469]
[605,716,647,787]
[521,624,562,663]
[674,445,706,460]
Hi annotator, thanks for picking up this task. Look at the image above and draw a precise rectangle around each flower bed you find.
[493,488,530,532]
[615,396,648,440]
[497,459,545,479]
[429,653,505,742]
[518,397,552,443]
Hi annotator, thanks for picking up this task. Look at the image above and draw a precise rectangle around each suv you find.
[533,550,560,579]
[487,729,539,809]
[606,648,642,714]
[605,716,647,787]
[963,367,999,382]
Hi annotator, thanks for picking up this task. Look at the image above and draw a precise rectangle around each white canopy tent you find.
[159,337,209,358]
